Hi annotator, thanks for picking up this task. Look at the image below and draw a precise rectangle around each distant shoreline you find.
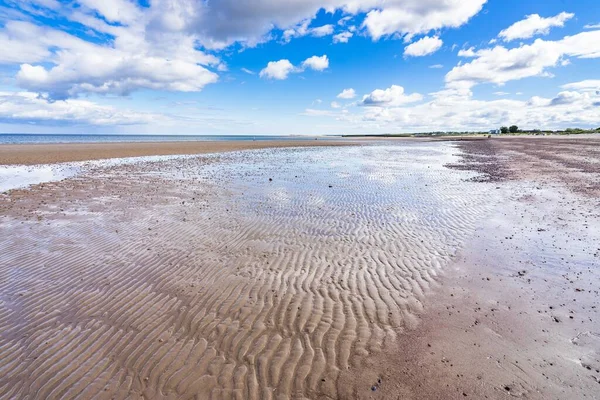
[342,131,600,139]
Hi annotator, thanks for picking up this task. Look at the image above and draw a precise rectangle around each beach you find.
[0,140,349,166]
[0,137,598,399]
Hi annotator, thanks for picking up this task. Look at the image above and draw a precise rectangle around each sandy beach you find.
[0,137,598,399]
[0,140,350,166]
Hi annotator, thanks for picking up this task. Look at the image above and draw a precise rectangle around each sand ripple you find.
[0,143,495,399]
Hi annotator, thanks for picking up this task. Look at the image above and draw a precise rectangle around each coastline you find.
[1,134,596,166]
[0,140,352,165]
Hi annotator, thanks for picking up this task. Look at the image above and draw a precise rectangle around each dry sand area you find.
[0,140,349,166]
[0,137,599,399]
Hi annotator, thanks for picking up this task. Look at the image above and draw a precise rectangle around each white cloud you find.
[0,0,490,102]
[0,91,163,126]
[331,101,342,108]
[404,36,443,57]
[128,0,488,48]
[337,88,357,99]
[338,16,352,26]
[333,31,353,43]
[361,0,486,41]
[429,64,444,69]
[361,85,423,106]
[241,68,255,75]
[584,23,600,29]
[499,12,574,42]
[307,85,600,132]
[16,53,219,99]
[259,59,296,80]
[302,55,329,71]
[494,91,510,96]
[77,0,141,24]
[0,14,220,99]
[458,47,477,57]
[561,80,600,92]
[446,30,600,88]
[283,21,335,42]
[259,55,328,80]
[16,54,219,99]
[548,90,587,106]
[311,24,334,37]
[1,0,490,56]
[0,21,52,63]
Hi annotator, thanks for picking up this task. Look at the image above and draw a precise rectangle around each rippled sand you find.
[0,143,498,399]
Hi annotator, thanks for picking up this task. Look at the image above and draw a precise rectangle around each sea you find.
[0,134,337,144]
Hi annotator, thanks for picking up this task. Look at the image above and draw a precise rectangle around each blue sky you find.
[0,0,599,135]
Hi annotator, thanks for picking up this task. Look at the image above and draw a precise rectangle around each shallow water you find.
[0,154,197,192]
[0,142,498,399]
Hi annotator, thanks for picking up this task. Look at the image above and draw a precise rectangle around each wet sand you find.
[0,140,349,165]
[0,138,598,399]
[360,137,600,399]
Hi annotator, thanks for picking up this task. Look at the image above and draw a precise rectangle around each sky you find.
[0,0,599,135]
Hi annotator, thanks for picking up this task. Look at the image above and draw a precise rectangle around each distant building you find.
[489,129,500,134]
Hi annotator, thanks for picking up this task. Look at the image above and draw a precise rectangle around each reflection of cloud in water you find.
[0,154,196,192]
[0,164,80,192]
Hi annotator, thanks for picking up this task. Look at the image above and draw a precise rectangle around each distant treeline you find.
[341,127,600,138]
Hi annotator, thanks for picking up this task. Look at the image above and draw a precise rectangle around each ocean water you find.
[0,134,335,144]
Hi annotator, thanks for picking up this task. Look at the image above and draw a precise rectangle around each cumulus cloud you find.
[446,30,600,88]
[0,91,162,126]
[499,12,574,42]
[259,60,296,80]
[561,80,600,92]
[282,21,335,42]
[0,13,220,99]
[260,55,329,80]
[116,0,488,48]
[333,31,353,43]
[311,24,334,37]
[302,55,329,71]
[585,23,600,29]
[0,0,489,101]
[0,21,53,64]
[549,91,586,106]
[404,36,443,57]
[361,0,486,41]
[361,85,423,106]
[337,88,357,99]
[458,47,477,57]
[77,0,142,24]
[16,55,219,99]
[307,85,600,132]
